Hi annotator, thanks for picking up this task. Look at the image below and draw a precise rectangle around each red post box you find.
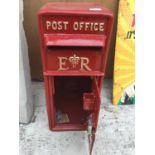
[38,3,113,154]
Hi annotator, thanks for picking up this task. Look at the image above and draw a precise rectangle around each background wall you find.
[20,0,33,123]
[23,0,118,80]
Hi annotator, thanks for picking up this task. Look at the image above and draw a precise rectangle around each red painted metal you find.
[38,2,113,154]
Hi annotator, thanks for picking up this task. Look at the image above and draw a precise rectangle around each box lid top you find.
[38,2,113,16]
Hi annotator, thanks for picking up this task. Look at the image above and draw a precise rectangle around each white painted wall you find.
[19,0,33,123]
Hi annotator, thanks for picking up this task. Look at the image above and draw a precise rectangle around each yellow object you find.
[113,0,135,105]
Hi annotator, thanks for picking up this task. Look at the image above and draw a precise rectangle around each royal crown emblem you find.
[69,54,80,68]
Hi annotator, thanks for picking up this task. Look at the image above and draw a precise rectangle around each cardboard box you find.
[113,0,135,105]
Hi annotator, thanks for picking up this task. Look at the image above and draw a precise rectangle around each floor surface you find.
[19,79,135,155]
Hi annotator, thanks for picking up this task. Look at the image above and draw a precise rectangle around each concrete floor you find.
[19,79,135,155]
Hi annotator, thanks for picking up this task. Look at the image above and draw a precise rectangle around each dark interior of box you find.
[54,76,92,125]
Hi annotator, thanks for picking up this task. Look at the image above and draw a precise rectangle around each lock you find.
[38,2,113,154]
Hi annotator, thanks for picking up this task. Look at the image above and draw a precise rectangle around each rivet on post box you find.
[38,3,113,154]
